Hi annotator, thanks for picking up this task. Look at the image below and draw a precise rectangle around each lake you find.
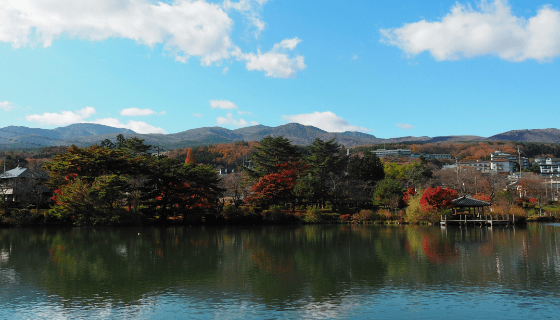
[1,224,560,319]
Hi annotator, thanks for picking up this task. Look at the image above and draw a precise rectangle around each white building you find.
[538,157,560,177]
[490,150,530,171]
[371,149,412,158]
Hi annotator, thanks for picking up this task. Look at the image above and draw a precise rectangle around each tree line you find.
[2,134,558,226]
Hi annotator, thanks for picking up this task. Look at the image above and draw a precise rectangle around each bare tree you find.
[519,174,547,214]
[219,171,252,207]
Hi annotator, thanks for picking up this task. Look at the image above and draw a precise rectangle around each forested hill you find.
[2,123,560,150]
[487,129,560,144]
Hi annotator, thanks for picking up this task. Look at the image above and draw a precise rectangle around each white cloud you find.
[282,111,370,133]
[92,118,166,134]
[193,113,203,117]
[120,108,163,116]
[210,100,238,109]
[250,120,259,125]
[237,110,254,115]
[236,37,306,78]
[223,0,268,37]
[25,107,96,125]
[0,0,306,76]
[380,0,560,62]
[396,123,414,130]
[0,0,234,66]
[25,106,164,133]
[0,101,14,111]
[222,66,229,74]
[216,112,249,127]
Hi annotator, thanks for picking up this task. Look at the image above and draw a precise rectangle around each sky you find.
[1,0,560,139]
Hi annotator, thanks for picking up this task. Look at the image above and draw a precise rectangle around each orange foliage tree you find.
[472,192,492,202]
[185,148,195,164]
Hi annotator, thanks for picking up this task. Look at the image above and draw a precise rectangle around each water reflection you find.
[1,224,560,318]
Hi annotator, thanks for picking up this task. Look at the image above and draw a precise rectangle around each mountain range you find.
[2,123,560,150]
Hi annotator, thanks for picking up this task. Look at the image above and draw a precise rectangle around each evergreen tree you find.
[346,153,385,208]
[249,136,300,178]
[372,177,405,208]
[305,138,348,207]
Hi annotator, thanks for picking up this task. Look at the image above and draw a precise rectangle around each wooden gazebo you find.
[440,195,512,226]
[451,196,491,217]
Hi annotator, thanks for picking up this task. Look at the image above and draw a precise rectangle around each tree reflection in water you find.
[0,224,560,316]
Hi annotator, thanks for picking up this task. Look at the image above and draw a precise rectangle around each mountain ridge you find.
[1,123,560,150]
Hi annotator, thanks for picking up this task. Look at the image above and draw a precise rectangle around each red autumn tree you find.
[185,148,195,164]
[245,171,297,206]
[244,162,304,206]
[473,192,492,203]
[403,187,416,205]
[420,187,458,212]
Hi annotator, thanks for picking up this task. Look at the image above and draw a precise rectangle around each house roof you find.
[0,167,49,180]
[452,196,491,207]
[0,167,28,179]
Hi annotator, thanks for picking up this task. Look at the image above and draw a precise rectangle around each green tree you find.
[403,157,433,188]
[372,177,404,208]
[0,154,28,171]
[306,138,348,207]
[249,136,300,178]
[101,134,152,155]
[294,173,322,207]
[43,145,142,186]
[348,153,385,183]
[346,153,385,208]
[50,175,130,225]
[141,157,222,223]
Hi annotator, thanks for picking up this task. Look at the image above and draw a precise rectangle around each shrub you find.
[221,205,243,222]
[352,209,376,223]
[377,209,393,221]
[508,206,527,218]
[262,205,288,222]
[303,206,322,223]
[240,206,262,223]
[6,209,46,226]
[340,214,352,222]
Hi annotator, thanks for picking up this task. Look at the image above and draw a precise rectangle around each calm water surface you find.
[1,224,560,319]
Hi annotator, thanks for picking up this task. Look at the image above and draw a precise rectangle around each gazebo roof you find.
[452,196,491,207]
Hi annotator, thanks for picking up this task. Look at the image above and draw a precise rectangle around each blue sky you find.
[1,0,560,138]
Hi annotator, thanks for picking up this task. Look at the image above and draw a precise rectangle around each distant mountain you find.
[487,129,560,144]
[2,123,560,150]
[0,124,135,149]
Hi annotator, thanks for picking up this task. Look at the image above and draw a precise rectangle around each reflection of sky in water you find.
[1,276,560,319]
[1,225,560,319]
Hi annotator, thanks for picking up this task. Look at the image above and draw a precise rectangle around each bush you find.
[221,205,242,222]
[240,206,262,223]
[262,205,288,222]
[352,209,376,223]
[508,206,527,218]
[377,209,393,221]
[340,214,352,222]
[303,206,322,223]
[4,209,46,226]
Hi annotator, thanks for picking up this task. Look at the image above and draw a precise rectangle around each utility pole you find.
[518,147,522,181]
[455,156,459,185]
